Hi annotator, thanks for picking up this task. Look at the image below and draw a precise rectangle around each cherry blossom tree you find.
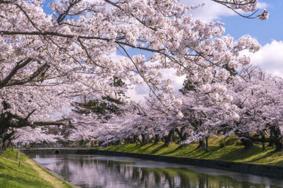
[230,66,283,149]
[0,0,268,147]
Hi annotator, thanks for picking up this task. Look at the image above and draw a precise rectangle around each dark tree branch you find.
[211,0,262,19]
[4,63,50,87]
[56,0,82,24]
[25,109,36,120]
[0,58,32,89]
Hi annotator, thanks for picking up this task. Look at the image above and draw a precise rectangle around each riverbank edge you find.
[27,157,77,188]
[0,149,75,188]
[22,148,283,179]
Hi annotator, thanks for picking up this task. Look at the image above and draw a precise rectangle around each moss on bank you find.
[101,136,283,166]
[0,149,73,188]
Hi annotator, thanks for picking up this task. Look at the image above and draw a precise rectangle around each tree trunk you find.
[205,136,209,151]
[164,129,175,146]
[141,134,146,145]
[154,134,160,144]
[269,126,282,151]
[175,127,188,143]
[240,137,253,149]
[260,131,265,150]
[235,131,254,149]
[198,136,209,151]
[275,141,283,151]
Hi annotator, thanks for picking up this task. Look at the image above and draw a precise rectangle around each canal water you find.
[32,154,283,188]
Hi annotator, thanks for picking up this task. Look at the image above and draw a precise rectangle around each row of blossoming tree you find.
[1,0,279,151]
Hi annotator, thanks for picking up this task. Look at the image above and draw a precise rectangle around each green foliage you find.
[86,99,119,114]
[181,79,196,92]
[75,95,123,118]
[73,76,126,119]
[112,76,125,88]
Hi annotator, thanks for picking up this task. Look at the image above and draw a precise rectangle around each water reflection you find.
[33,154,283,188]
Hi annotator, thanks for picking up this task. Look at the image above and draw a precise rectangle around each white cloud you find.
[183,0,268,21]
[128,39,283,103]
[184,0,234,21]
[127,84,149,103]
[126,69,185,103]
[161,68,186,91]
[251,40,283,77]
[257,2,269,9]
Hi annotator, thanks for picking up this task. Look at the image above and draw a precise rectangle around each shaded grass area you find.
[0,149,73,188]
[101,137,283,166]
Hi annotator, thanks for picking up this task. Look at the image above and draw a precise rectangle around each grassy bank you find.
[101,137,283,166]
[0,149,73,188]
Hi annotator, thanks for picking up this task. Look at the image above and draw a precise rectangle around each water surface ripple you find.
[32,154,283,188]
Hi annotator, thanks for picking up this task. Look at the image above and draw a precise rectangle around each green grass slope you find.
[0,149,73,188]
[101,137,283,166]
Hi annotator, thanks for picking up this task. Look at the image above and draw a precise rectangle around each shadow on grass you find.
[195,146,222,157]
[150,144,169,154]
[160,145,198,156]
[248,150,277,163]
[275,160,283,166]
[107,143,283,166]
[136,143,157,152]
[217,146,264,161]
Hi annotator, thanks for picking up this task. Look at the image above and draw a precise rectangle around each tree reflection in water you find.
[33,155,283,188]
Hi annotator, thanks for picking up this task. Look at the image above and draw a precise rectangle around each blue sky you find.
[186,0,283,77]
[222,0,283,45]
[221,0,283,77]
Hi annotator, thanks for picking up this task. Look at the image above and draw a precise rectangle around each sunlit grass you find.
[0,149,73,188]
[102,136,283,166]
